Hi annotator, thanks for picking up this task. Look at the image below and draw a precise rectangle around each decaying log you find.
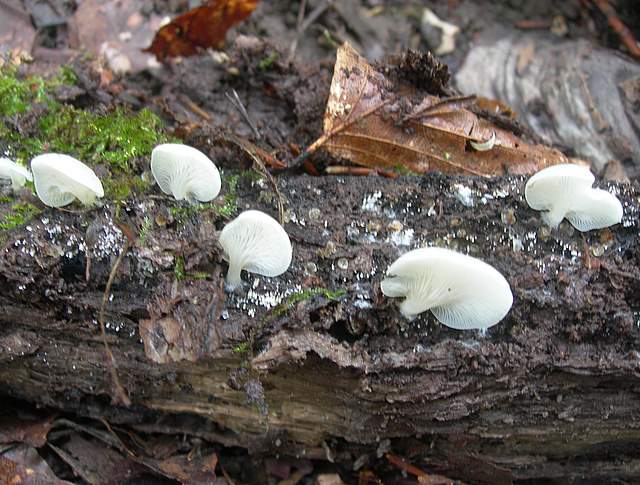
[1,173,640,483]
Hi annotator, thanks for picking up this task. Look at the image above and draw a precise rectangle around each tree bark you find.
[1,173,639,483]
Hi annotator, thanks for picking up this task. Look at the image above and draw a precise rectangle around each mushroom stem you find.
[10,176,25,191]
[541,205,566,228]
[225,260,244,291]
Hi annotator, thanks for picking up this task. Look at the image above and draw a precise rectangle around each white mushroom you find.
[219,210,292,290]
[525,163,623,231]
[31,154,104,208]
[0,157,32,190]
[381,247,513,330]
[150,143,221,203]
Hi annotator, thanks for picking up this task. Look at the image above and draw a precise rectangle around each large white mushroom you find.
[381,247,513,330]
[525,163,622,231]
[150,143,221,203]
[219,210,292,290]
[31,154,104,208]
[0,157,32,191]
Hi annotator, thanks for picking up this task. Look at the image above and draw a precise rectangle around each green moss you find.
[258,52,279,71]
[53,66,77,87]
[217,174,239,217]
[169,174,239,223]
[0,202,41,231]
[138,215,153,246]
[241,170,264,183]
[172,254,210,281]
[216,193,238,218]
[102,173,151,200]
[393,164,420,176]
[271,288,346,317]
[174,256,186,281]
[37,106,167,172]
[0,66,74,117]
[239,287,346,360]
[233,342,250,354]
[0,69,33,116]
[0,66,171,202]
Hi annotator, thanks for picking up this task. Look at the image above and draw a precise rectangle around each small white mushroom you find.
[150,143,221,203]
[525,163,623,231]
[469,131,496,152]
[381,247,513,330]
[219,210,292,290]
[0,157,32,190]
[421,8,460,56]
[31,154,104,208]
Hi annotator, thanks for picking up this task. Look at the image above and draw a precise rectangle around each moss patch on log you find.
[0,66,171,203]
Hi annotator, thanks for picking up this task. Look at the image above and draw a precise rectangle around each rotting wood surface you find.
[1,173,640,483]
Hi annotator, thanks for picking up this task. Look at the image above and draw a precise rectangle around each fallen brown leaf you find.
[144,0,259,62]
[321,43,571,176]
[49,435,141,485]
[0,444,73,485]
[157,452,218,484]
[0,412,54,448]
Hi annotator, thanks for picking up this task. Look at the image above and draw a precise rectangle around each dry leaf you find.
[322,43,571,176]
[0,444,74,485]
[157,452,218,484]
[144,0,259,62]
[0,412,55,448]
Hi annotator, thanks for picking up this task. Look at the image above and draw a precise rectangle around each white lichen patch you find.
[361,191,383,212]
[230,281,303,318]
[387,228,414,247]
[285,210,306,227]
[453,183,474,207]
[353,298,372,309]
[91,214,125,259]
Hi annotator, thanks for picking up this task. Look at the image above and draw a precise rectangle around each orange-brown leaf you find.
[144,0,259,62]
[323,43,572,176]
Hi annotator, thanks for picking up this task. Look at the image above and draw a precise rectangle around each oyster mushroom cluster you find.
[4,144,293,293]
[5,136,624,333]
[379,162,624,330]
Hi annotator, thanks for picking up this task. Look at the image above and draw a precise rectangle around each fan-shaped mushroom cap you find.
[150,144,221,203]
[219,210,292,290]
[0,157,32,190]
[525,163,622,231]
[381,247,513,329]
[31,154,104,208]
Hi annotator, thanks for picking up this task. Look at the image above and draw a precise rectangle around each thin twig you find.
[247,150,286,224]
[291,97,394,168]
[592,0,640,59]
[99,418,136,457]
[177,93,212,121]
[85,254,91,283]
[287,0,307,63]
[401,94,477,123]
[216,132,286,169]
[225,89,261,139]
[203,269,226,354]
[216,132,286,221]
[99,240,132,407]
[287,0,335,63]
[325,165,398,178]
